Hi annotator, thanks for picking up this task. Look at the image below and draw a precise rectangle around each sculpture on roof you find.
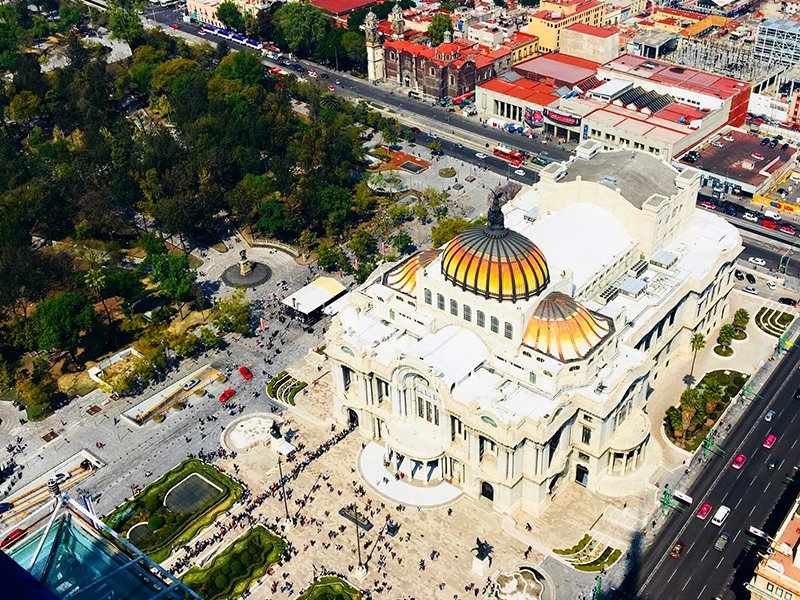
[487,189,505,231]
[472,538,494,564]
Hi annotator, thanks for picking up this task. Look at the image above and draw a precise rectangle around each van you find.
[765,210,782,221]
[712,505,730,526]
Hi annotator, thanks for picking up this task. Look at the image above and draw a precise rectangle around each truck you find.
[714,532,730,552]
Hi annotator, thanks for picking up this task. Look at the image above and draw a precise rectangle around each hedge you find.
[297,576,362,600]
[182,526,286,600]
[103,459,243,563]
[287,382,307,406]
[554,534,592,556]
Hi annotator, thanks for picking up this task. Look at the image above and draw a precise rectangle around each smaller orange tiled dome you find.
[523,292,612,362]
[383,250,442,296]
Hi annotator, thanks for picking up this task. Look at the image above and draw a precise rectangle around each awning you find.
[282,276,347,315]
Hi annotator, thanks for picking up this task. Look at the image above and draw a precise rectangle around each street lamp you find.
[351,496,367,579]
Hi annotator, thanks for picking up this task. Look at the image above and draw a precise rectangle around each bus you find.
[672,490,693,506]
[493,145,525,167]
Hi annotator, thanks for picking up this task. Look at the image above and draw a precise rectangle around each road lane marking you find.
[667,569,677,583]
[750,503,758,516]
[750,475,758,486]
[732,530,740,544]
[765,482,771,492]
[682,575,693,591]
[716,556,724,569]
[701,549,709,561]
[699,585,707,598]
[735,497,743,509]
[792,438,797,449]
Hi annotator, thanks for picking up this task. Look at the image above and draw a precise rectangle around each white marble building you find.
[325,141,743,515]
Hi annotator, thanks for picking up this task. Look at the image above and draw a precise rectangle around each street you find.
[619,334,800,599]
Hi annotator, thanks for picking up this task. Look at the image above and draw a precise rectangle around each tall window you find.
[463,305,472,322]
[504,322,513,339]
[450,299,458,315]
[490,316,499,333]
[477,310,485,327]
[581,426,592,445]
[424,288,432,305]
[437,294,445,310]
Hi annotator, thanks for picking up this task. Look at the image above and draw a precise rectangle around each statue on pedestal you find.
[238,249,252,277]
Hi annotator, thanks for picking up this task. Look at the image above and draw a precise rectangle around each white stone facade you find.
[325,142,742,516]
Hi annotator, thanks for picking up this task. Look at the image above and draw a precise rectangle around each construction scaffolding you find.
[669,36,783,85]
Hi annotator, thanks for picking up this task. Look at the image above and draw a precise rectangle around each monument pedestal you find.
[282,517,296,531]
[472,556,490,577]
[352,564,368,581]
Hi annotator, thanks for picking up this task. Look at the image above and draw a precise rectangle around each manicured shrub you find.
[214,574,229,589]
[148,515,165,530]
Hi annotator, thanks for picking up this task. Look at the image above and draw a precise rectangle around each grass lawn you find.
[297,576,362,600]
[182,526,286,600]
[103,458,243,562]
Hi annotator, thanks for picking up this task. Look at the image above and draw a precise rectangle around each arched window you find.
[490,316,499,333]
[463,305,472,322]
[437,294,445,310]
[504,322,513,339]
[424,288,432,304]
[477,310,485,327]
[450,299,458,315]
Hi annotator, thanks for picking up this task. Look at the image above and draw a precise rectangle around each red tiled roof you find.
[565,23,619,38]
[479,77,559,107]
[530,1,603,22]
[310,0,378,15]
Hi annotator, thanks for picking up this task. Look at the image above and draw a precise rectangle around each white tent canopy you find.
[282,276,347,316]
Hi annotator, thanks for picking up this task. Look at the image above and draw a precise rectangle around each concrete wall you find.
[560,28,621,64]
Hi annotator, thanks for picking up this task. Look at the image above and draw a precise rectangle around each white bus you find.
[672,490,693,506]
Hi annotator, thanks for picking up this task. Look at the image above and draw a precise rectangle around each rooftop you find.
[531,0,604,22]
[600,54,749,101]
[564,23,620,38]
[514,52,600,86]
[677,129,796,188]
[479,75,559,106]
[309,0,378,15]
[560,149,679,209]
[759,18,800,34]
[756,497,800,593]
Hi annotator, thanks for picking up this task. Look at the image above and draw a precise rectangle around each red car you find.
[751,152,765,161]
[669,540,685,559]
[732,454,747,469]
[239,366,253,380]
[764,434,777,449]
[697,502,713,520]
[1,528,27,549]
[219,388,236,402]
[762,219,778,230]
[780,225,797,235]
[700,201,716,210]
[170,23,180,29]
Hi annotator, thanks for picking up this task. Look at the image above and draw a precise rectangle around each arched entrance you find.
[480,481,494,502]
[347,409,359,427]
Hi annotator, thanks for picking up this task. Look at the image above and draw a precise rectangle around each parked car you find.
[782,143,790,152]
[744,285,759,295]
[746,273,756,284]
[170,23,179,29]
[723,135,734,142]
[781,225,797,235]
[769,138,779,148]
[0,502,13,515]
[182,378,200,391]
[778,297,798,306]
[748,256,767,266]
[52,472,71,484]
[0,528,27,549]
[712,141,724,148]
[761,137,770,146]
[744,212,759,222]
[734,270,744,280]
[700,201,716,210]
[751,152,765,161]
[762,219,778,229]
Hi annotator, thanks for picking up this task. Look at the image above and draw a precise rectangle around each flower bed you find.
[182,526,286,600]
[103,459,243,562]
[756,307,795,337]
[297,576,362,600]
[554,534,591,556]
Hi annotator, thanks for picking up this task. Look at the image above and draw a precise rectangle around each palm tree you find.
[85,267,111,325]
[689,333,706,382]
[733,308,750,330]
[719,324,736,348]
[320,92,339,111]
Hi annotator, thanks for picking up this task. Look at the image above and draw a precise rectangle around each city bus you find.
[493,145,525,167]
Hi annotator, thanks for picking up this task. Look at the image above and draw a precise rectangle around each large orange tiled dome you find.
[440,196,549,302]
[383,249,442,296]
[522,292,612,361]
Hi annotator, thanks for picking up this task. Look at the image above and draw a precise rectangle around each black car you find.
[761,137,770,146]
[769,139,779,148]
[746,273,757,284]
[795,388,800,400]
[291,64,304,72]
[768,457,781,470]
[319,73,329,79]
[783,143,790,152]
[0,503,13,515]
[735,269,744,280]
[779,297,798,307]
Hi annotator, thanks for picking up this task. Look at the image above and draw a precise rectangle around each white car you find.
[748,256,767,266]
[182,378,200,391]
[723,135,734,142]
[712,141,724,148]
[429,132,439,139]
[744,285,759,295]
[475,152,487,159]
[767,280,777,290]
[743,212,759,222]
[515,169,526,176]
[51,472,71,485]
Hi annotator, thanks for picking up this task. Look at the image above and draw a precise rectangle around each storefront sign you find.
[543,108,581,127]
[524,108,543,126]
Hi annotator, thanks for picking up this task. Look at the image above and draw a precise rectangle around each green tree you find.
[392,233,413,253]
[212,288,252,335]
[107,3,144,44]
[316,241,347,271]
[689,332,705,382]
[256,195,291,237]
[169,331,201,357]
[30,291,96,362]
[149,254,195,316]
[199,327,223,350]
[6,91,42,123]
[387,204,410,226]
[427,13,453,46]
[85,267,112,324]
[719,323,736,348]
[273,2,329,56]
[665,405,683,439]
[431,218,472,247]
[216,1,245,33]
[679,387,700,440]
[701,382,724,414]
[733,308,750,330]
[350,229,375,261]
[215,51,263,85]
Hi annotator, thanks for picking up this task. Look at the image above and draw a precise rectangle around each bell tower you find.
[364,11,385,82]
[390,3,405,39]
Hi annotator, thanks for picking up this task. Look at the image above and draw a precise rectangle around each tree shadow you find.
[683,373,696,386]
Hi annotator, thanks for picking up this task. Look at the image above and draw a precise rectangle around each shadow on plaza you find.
[608,530,644,600]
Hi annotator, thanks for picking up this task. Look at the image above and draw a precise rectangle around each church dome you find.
[522,292,612,362]
[440,195,549,302]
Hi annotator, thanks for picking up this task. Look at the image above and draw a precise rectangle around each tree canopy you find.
[428,13,454,46]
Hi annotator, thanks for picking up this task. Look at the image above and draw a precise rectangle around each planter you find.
[713,344,733,357]
[438,168,456,178]
[732,330,748,342]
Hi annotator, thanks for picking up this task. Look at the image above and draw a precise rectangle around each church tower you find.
[364,11,385,82]
[390,3,405,39]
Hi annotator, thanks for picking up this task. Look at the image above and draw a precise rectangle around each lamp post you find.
[277,456,294,529]
[352,497,367,579]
